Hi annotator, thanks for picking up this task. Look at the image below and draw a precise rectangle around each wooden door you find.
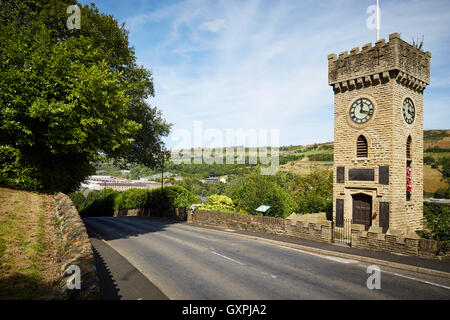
[352,194,372,230]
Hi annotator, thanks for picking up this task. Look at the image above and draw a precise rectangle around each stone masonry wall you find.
[351,224,448,260]
[53,193,99,299]
[189,210,445,259]
[190,210,333,244]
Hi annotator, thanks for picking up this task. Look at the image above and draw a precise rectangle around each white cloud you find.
[200,19,226,32]
[123,0,450,149]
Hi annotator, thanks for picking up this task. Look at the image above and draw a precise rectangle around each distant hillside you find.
[279,130,449,194]
[424,130,450,149]
[97,130,449,193]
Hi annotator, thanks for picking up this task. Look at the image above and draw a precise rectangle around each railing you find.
[334,218,352,246]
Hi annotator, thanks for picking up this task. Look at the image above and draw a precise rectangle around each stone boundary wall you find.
[53,193,99,299]
[190,210,333,244]
[114,207,187,221]
[351,224,448,260]
[189,210,446,260]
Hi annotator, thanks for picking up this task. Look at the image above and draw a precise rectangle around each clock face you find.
[403,98,415,124]
[349,98,375,124]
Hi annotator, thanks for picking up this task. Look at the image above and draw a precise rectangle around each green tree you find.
[440,157,450,182]
[290,166,333,214]
[0,0,170,193]
[231,169,295,218]
[423,202,450,254]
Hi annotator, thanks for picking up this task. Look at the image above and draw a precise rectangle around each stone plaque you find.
[349,169,375,181]
[379,166,390,185]
[336,199,344,228]
[337,167,345,183]
[379,202,390,233]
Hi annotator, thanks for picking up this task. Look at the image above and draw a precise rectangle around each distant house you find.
[202,176,227,184]
[150,172,174,179]
[81,175,166,192]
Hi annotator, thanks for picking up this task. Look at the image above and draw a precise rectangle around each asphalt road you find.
[84,216,450,300]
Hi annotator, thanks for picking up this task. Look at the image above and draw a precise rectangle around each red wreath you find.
[406,166,412,193]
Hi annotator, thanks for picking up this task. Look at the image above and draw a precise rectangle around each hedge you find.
[70,186,201,217]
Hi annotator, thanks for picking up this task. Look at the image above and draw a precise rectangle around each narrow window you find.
[406,136,412,159]
[357,135,368,158]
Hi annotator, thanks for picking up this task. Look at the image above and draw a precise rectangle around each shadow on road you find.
[83,216,183,242]
[86,220,169,300]
[89,231,122,300]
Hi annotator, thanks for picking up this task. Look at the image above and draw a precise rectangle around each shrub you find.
[0,146,43,191]
[434,187,450,199]
[113,188,149,211]
[424,155,436,165]
[69,192,87,212]
[202,195,237,213]
[423,202,450,254]
[79,189,119,217]
[232,171,295,218]
[290,167,333,214]
[308,153,333,161]
[148,185,201,210]
[296,194,332,214]
[77,185,201,216]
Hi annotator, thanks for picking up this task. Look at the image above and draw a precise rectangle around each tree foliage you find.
[201,195,238,213]
[289,167,333,214]
[70,186,201,217]
[229,169,296,218]
[0,0,170,193]
[422,202,450,254]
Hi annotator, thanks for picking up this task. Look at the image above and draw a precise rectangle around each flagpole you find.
[376,0,380,41]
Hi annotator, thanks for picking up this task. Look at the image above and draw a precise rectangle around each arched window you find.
[406,136,412,159]
[357,135,368,158]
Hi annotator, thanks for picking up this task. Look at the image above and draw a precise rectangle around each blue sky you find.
[80,0,450,149]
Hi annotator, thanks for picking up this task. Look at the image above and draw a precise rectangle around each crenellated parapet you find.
[328,33,431,93]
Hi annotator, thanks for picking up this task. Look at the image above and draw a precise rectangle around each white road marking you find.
[280,244,450,290]
[280,245,359,264]
[211,251,245,266]
[382,270,450,290]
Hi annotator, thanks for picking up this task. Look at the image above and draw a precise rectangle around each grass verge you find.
[0,188,58,299]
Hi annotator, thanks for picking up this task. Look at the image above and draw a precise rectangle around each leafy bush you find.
[279,154,304,165]
[424,155,436,165]
[433,187,450,199]
[79,189,119,217]
[69,192,87,212]
[308,153,333,161]
[231,170,295,218]
[423,202,450,254]
[296,194,332,214]
[174,191,201,208]
[0,146,43,191]
[113,188,149,211]
[202,195,237,213]
[290,167,333,214]
[425,146,450,153]
[74,185,201,217]
[148,185,201,210]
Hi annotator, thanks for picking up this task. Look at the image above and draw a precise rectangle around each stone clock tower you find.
[328,33,431,235]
